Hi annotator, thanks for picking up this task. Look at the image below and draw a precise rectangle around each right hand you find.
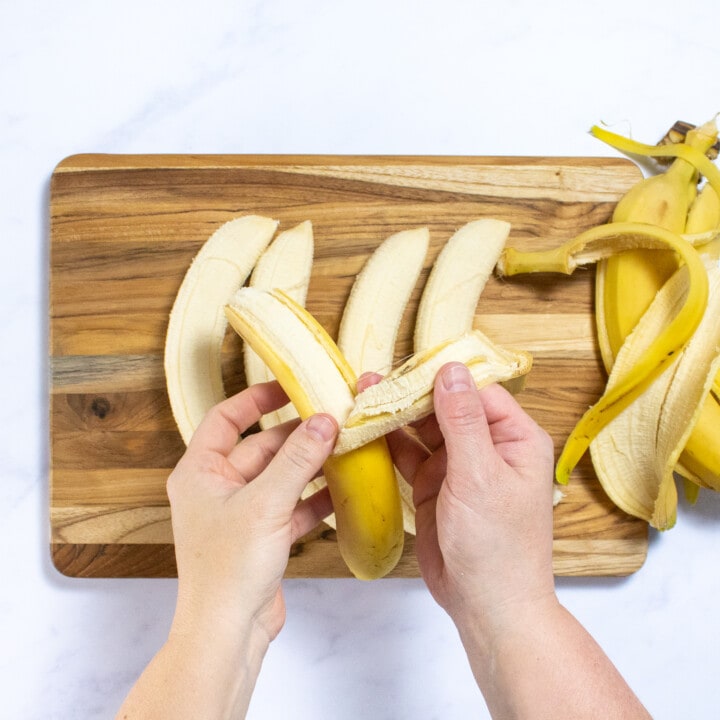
[386,362,557,628]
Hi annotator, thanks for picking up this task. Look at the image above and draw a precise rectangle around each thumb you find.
[433,363,494,475]
[253,413,338,514]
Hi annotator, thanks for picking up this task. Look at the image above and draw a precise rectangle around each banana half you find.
[165,215,278,444]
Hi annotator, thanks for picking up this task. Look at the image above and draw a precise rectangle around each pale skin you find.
[116,364,651,719]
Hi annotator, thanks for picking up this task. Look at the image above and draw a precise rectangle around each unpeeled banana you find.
[590,119,720,501]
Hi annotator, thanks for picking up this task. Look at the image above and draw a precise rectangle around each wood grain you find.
[49,153,648,578]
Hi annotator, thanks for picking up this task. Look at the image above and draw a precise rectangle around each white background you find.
[3,1,720,718]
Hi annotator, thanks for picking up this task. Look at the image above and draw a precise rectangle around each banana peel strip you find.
[590,259,720,530]
[497,221,710,484]
[334,330,532,455]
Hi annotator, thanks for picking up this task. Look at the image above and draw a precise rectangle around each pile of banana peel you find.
[164,117,720,579]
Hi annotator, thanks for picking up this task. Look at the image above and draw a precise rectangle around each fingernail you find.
[306,414,337,442]
[441,363,473,392]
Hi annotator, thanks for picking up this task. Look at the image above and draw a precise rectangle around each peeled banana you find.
[414,219,511,352]
[164,214,278,444]
[338,227,429,375]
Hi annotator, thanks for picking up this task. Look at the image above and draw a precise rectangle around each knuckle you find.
[443,392,486,433]
[279,434,321,475]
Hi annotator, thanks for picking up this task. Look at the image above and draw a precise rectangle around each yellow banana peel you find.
[498,117,720,525]
[498,221,709,485]
[590,259,720,529]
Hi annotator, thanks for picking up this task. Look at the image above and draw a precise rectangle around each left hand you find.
[166,381,337,643]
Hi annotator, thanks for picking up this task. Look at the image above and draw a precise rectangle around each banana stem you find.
[500,222,693,276]
[500,245,574,275]
[590,124,720,229]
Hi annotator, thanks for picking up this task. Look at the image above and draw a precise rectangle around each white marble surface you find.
[2,0,720,717]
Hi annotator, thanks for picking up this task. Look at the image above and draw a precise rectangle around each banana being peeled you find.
[165,214,278,444]
[244,220,314,429]
[226,287,404,580]
[225,287,532,577]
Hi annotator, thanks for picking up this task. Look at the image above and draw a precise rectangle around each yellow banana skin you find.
[323,444,403,580]
[592,121,720,492]
[677,190,720,490]
[498,221,709,485]
[225,288,404,580]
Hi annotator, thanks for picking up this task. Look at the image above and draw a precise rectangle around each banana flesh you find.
[168,216,532,577]
[338,227,429,375]
[225,287,404,580]
[244,220,314,429]
[164,214,278,444]
[414,219,511,352]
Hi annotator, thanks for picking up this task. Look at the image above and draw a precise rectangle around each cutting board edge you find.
[51,152,638,173]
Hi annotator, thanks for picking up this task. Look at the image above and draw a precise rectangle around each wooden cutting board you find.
[49,153,649,578]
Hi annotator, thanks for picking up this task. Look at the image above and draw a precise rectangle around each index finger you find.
[187,381,290,455]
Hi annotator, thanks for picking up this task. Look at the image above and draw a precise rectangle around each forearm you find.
[115,614,269,720]
[454,597,651,720]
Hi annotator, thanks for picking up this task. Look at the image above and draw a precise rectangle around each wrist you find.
[163,604,270,719]
[452,588,561,660]
[171,585,271,677]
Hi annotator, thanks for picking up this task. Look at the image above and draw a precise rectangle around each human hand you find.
[116,383,338,720]
[386,362,556,630]
[167,381,337,644]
